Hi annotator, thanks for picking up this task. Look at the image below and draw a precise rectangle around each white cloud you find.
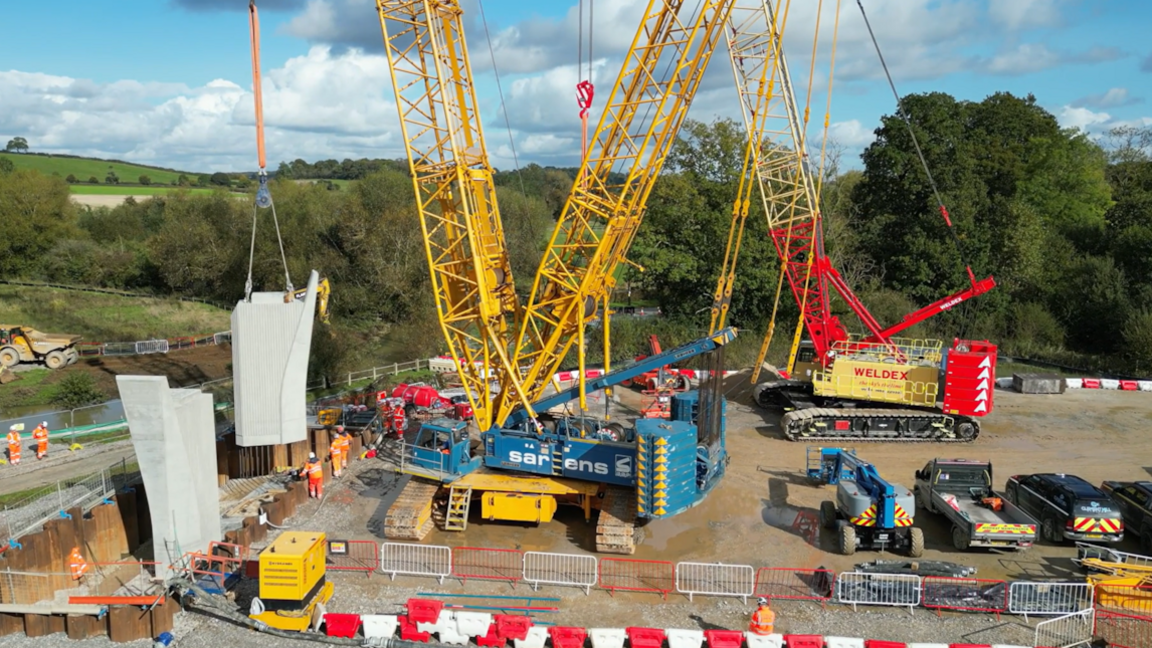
[1071,87,1143,109]
[1058,105,1112,131]
[826,120,875,149]
[984,43,1062,75]
[988,0,1062,31]
[0,47,399,172]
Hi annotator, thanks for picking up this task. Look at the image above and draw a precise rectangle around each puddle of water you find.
[1,400,125,432]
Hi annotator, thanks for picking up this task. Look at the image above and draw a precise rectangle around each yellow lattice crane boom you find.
[496,0,739,424]
[376,0,532,432]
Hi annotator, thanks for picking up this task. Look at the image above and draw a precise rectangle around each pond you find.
[0,399,125,433]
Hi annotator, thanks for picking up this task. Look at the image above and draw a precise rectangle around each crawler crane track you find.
[383,480,439,540]
[780,407,979,443]
[595,487,638,555]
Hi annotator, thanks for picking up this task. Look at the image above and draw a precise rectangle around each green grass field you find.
[69,185,217,196]
[0,152,198,185]
[0,285,231,343]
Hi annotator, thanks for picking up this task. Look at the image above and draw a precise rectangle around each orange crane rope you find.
[249,0,267,173]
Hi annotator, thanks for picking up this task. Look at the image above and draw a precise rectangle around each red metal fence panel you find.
[326,540,378,574]
[597,558,675,599]
[922,576,1008,616]
[1095,610,1152,648]
[753,567,835,603]
[451,547,523,584]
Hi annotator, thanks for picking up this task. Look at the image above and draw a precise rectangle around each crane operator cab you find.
[403,418,481,479]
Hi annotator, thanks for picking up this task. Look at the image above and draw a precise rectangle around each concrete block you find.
[231,270,318,446]
[117,376,221,577]
[362,614,399,639]
[667,629,704,648]
[744,634,783,648]
[1012,373,1065,394]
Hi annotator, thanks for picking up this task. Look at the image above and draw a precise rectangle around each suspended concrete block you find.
[232,270,319,447]
[117,376,222,577]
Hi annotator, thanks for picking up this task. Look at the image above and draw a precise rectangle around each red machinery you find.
[380,383,473,421]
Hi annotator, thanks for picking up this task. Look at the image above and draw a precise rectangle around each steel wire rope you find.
[856,0,983,341]
[477,0,527,198]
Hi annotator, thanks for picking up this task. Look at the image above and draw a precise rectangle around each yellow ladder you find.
[552,447,564,476]
[444,485,472,531]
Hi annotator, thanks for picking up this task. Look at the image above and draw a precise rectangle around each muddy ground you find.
[72,345,232,395]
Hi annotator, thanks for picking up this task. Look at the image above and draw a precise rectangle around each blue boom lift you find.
[382,328,737,554]
[807,447,924,557]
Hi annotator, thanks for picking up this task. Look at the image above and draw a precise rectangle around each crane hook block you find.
[255,175,272,209]
[576,80,595,118]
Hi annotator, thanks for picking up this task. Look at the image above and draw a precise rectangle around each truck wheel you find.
[45,351,66,370]
[909,527,925,557]
[952,525,970,551]
[1042,516,1060,544]
[1141,530,1152,556]
[839,525,856,556]
[820,501,837,530]
[0,347,18,368]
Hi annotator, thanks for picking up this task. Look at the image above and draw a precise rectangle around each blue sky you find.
[1,0,1149,173]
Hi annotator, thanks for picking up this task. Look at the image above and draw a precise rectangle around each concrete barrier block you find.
[1065,378,1083,389]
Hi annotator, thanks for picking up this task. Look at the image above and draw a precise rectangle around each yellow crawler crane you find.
[377,0,739,554]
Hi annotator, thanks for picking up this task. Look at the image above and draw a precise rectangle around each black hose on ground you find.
[169,576,453,648]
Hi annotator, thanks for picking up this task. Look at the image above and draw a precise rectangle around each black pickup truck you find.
[1101,481,1152,553]
[1004,473,1124,544]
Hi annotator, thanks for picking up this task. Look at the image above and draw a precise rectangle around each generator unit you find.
[249,531,334,632]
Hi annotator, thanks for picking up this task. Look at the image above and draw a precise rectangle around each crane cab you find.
[400,418,481,481]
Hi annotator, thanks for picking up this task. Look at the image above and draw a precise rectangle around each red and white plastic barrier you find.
[1066,377,1152,391]
[337,599,1053,647]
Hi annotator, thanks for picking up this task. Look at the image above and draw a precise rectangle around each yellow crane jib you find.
[498,0,740,425]
[376,0,534,432]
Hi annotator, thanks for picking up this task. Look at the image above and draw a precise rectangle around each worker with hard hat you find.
[32,421,49,460]
[329,431,344,478]
[68,546,89,581]
[303,452,323,498]
[6,425,21,465]
[391,403,407,437]
[749,597,775,636]
[337,427,351,470]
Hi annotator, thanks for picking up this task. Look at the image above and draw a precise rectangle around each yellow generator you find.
[249,531,334,632]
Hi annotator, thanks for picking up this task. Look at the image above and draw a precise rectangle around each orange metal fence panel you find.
[598,557,675,599]
[753,567,835,603]
[1095,583,1152,617]
[451,547,523,584]
[327,539,379,574]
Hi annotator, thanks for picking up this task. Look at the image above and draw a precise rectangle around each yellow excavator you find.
[285,277,330,325]
[0,325,81,370]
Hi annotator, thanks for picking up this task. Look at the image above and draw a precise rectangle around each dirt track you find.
[71,345,232,395]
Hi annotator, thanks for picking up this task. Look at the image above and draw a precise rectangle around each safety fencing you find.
[835,571,921,613]
[77,332,228,358]
[1009,582,1094,619]
[1093,583,1152,617]
[1,458,136,546]
[1095,610,1152,648]
[379,542,451,584]
[522,551,597,595]
[922,576,1009,618]
[674,562,755,603]
[599,557,675,600]
[1035,608,1095,648]
[0,569,54,605]
[451,547,524,584]
[753,567,835,605]
[326,540,379,576]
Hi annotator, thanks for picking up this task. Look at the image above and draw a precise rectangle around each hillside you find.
[0,151,198,185]
[0,284,231,343]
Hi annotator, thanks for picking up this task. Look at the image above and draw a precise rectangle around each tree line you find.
[1,91,1150,380]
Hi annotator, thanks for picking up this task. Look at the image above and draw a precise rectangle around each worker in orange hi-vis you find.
[32,421,49,460]
[68,546,89,581]
[303,452,323,498]
[749,597,776,636]
[6,426,21,465]
[329,433,344,478]
[337,427,351,468]
[391,404,407,437]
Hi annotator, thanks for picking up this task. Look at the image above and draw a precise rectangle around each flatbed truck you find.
[914,458,1037,551]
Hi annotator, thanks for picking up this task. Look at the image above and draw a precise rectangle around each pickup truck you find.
[1100,480,1152,553]
[914,459,1038,551]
